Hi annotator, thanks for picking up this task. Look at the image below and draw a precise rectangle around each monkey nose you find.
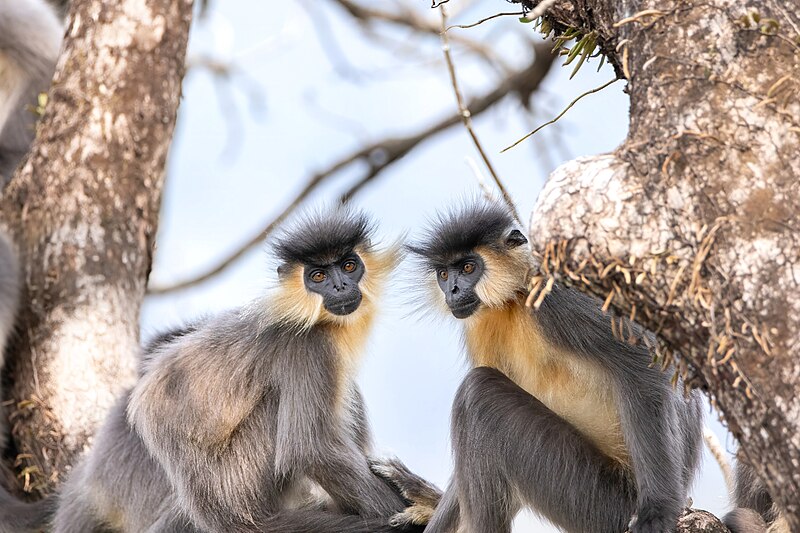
[450,285,459,294]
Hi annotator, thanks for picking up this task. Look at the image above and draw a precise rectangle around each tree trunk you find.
[0,0,193,495]
[516,0,799,529]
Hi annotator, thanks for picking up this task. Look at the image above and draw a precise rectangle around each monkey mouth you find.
[449,299,480,319]
[325,294,363,316]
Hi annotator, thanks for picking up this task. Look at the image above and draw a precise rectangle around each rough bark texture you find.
[0,0,193,495]
[676,509,731,533]
[517,0,799,529]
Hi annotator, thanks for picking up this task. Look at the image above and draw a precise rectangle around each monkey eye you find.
[438,269,448,281]
[310,270,326,283]
[462,262,476,274]
[342,260,357,273]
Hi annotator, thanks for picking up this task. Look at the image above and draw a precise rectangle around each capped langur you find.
[0,0,62,186]
[409,201,704,533]
[0,208,438,532]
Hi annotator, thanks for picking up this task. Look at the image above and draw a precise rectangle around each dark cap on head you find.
[408,201,519,267]
[274,207,374,267]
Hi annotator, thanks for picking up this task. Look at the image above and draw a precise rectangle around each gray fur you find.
[415,202,704,533]
[0,239,55,532]
[723,458,779,533]
[534,284,704,532]
[0,232,18,373]
[0,233,19,452]
[47,211,430,533]
[0,0,62,185]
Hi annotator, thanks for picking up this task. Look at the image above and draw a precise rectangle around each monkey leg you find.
[449,367,638,533]
[306,445,408,519]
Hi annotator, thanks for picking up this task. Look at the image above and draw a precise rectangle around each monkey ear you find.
[505,229,528,248]
[277,264,289,277]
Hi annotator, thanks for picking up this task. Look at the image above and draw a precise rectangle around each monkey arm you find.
[346,384,443,525]
[273,363,406,519]
[535,285,701,532]
[613,370,686,531]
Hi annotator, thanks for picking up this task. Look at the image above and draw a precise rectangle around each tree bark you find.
[0,0,193,495]
[516,0,799,529]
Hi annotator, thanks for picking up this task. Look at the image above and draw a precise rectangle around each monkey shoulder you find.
[531,284,657,366]
[130,311,276,444]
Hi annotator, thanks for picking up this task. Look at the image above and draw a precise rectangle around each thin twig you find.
[148,50,557,295]
[330,0,511,73]
[439,4,520,223]
[340,44,554,200]
[523,0,560,21]
[464,156,496,201]
[445,11,524,31]
[501,77,619,152]
[703,427,734,494]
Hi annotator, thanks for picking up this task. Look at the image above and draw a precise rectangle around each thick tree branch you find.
[0,0,193,494]
[521,0,800,528]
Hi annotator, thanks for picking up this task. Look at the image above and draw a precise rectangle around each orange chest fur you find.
[464,304,630,465]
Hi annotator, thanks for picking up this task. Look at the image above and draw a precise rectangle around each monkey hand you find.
[369,457,442,526]
[627,505,679,533]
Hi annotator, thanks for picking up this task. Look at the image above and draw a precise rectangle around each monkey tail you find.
[255,509,426,533]
[0,485,54,533]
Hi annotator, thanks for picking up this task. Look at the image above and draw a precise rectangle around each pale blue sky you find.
[142,1,734,529]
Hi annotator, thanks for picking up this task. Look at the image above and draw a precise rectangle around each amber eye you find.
[439,269,448,281]
[342,260,357,273]
[462,262,475,274]
[310,270,326,283]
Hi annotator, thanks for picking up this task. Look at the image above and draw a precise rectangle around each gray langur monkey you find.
[1,208,439,533]
[724,454,790,533]
[0,0,62,186]
[408,200,704,533]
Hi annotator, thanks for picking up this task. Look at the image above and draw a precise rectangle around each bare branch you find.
[329,0,512,73]
[501,77,618,153]
[439,4,520,222]
[147,48,556,295]
[703,427,734,494]
[522,0,560,21]
[445,11,524,31]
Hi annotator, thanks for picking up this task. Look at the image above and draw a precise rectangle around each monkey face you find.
[303,253,365,316]
[436,255,485,319]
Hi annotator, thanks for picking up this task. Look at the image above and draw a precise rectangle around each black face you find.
[436,254,485,319]
[304,253,365,316]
